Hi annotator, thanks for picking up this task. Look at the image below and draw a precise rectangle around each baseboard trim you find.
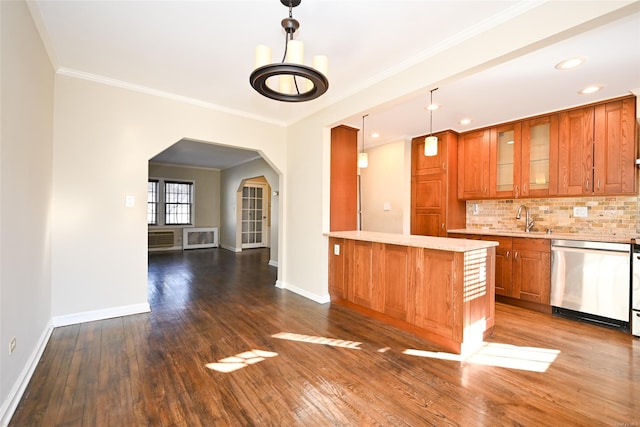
[268,260,279,267]
[0,321,54,427]
[52,302,151,327]
[275,280,330,304]
[221,244,241,253]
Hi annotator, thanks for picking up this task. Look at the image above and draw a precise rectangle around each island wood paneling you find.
[329,236,495,354]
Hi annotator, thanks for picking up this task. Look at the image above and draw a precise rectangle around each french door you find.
[241,183,267,249]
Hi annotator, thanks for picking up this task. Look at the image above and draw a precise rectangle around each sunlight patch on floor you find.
[272,332,362,349]
[404,342,560,372]
[205,349,278,373]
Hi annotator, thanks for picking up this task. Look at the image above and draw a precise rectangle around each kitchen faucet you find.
[516,205,535,232]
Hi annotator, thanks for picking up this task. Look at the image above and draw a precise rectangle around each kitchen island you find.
[326,231,497,354]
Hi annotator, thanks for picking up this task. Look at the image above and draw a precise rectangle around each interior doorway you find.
[239,177,270,250]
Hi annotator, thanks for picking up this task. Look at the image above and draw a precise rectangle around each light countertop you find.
[447,228,636,244]
[325,230,498,252]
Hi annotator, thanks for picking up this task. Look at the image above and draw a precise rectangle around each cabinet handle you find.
[441,223,446,231]
[597,180,601,191]
[484,187,488,194]
[514,251,519,261]
[515,185,519,198]
[585,179,590,191]
[442,162,446,170]
[506,250,510,260]
[523,183,527,194]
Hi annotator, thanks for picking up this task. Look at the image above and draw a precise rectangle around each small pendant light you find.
[425,88,439,157]
[358,114,369,168]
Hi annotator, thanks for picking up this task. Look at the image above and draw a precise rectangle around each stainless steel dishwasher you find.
[551,239,630,330]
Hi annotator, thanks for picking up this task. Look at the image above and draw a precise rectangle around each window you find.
[164,181,193,225]
[147,180,158,225]
[147,179,194,226]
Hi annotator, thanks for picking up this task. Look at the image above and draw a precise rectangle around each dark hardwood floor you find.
[10,248,640,426]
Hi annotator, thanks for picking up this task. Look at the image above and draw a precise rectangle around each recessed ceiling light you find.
[555,57,585,70]
[459,118,472,125]
[579,85,602,94]
[371,132,379,139]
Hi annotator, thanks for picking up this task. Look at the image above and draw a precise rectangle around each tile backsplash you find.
[465,196,638,238]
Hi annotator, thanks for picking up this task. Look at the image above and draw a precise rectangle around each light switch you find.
[125,195,135,208]
[334,244,340,255]
[573,206,588,218]
[383,202,391,211]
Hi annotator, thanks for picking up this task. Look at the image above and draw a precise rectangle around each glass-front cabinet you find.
[490,116,556,199]
[521,114,557,197]
[494,123,521,198]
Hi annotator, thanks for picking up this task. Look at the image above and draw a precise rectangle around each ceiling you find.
[28,1,640,168]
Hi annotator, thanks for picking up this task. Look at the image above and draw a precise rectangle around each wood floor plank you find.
[9,248,640,426]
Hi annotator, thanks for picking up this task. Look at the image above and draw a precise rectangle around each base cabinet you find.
[328,236,496,354]
[449,234,551,308]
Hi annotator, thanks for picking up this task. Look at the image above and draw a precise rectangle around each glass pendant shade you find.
[424,135,438,156]
[358,152,369,169]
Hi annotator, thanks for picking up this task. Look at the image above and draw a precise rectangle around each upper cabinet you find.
[457,129,491,199]
[521,115,558,197]
[557,96,637,196]
[459,95,636,200]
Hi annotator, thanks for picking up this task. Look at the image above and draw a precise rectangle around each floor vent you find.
[183,227,218,250]
[148,230,175,248]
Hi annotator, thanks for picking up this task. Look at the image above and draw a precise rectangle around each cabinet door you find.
[481,236,513,297]
[412,133,448,176]
[382,244,411,321]
[521,115,558,197]
[492,123,521,199]
[411,173,446,237]
[349,240,376,308]
[593,97,637,195]
[512,238,550,304]
[458,129,491,199]
[558,107,594,195]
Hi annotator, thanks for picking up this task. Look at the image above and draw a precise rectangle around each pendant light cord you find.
[280,2,301,95]
[429,87,439,136]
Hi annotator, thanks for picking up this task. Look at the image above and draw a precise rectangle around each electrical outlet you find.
[9,337,16,354]
[334,244,340,256]
[573,206,588,218]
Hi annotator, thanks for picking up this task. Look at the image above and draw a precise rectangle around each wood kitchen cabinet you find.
[411,131,465,237]
[511,238,550,304]
[330,125,358,231]
[459,114,558,200]
[557,96,636,196]
[457,129,491,199]
[449,233,551,311]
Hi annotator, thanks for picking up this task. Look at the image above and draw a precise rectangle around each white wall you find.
[220,157,280,265]
[360,140,409,234]
[50,75,286,320]
[0,0,54,422]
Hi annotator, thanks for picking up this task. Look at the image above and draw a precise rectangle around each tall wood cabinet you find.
[330,125,358,231]
[411,131,465,236]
